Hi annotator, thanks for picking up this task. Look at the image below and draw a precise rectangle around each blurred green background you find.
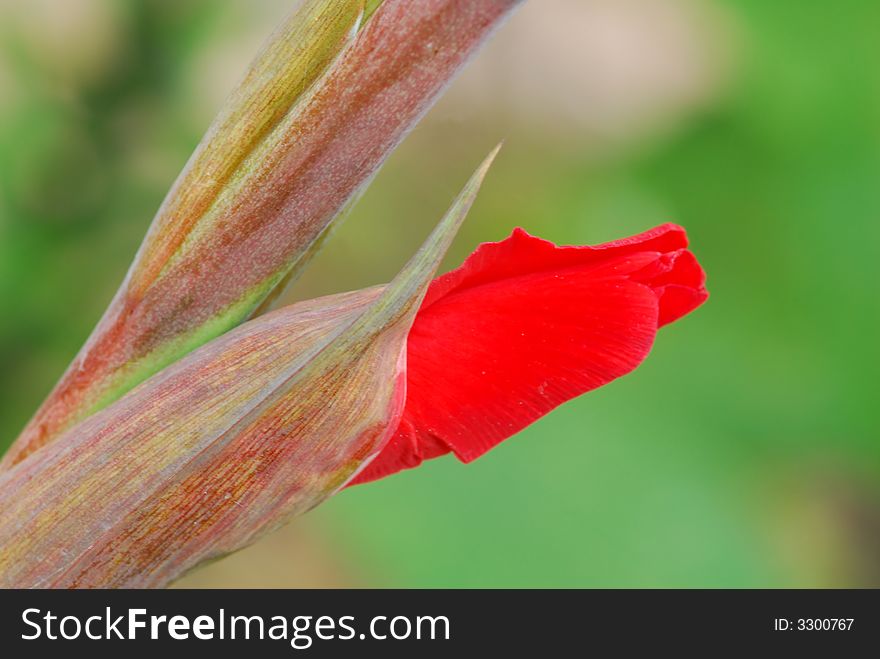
[1,0,879,587]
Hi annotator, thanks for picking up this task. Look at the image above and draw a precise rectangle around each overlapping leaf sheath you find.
[4,0,520,468]
[0,151,496,589]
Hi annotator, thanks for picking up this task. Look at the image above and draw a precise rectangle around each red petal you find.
[350,224,708,485]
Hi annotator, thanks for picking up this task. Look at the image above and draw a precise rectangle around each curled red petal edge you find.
[349,223,708,486]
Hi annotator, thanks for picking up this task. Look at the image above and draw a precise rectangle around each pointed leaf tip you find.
[350,145,501,336]
[5,0,519,469]
[400,142,501,281]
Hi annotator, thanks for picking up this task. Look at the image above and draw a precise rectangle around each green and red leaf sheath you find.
[351,224,708,484]
[0,215,705,588]
[131,0,366,296]
[3,0,521,469]
[0,152,495,589]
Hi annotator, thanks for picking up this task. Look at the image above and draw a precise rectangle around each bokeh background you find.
[2,0,879,587]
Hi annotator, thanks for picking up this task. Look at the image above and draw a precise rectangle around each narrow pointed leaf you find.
[0,153,495,589]
[5,0,521,468]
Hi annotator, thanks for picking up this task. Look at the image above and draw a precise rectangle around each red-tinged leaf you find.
[4,0,521,469]
[351,224,708,484]
[0,150,496,589]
